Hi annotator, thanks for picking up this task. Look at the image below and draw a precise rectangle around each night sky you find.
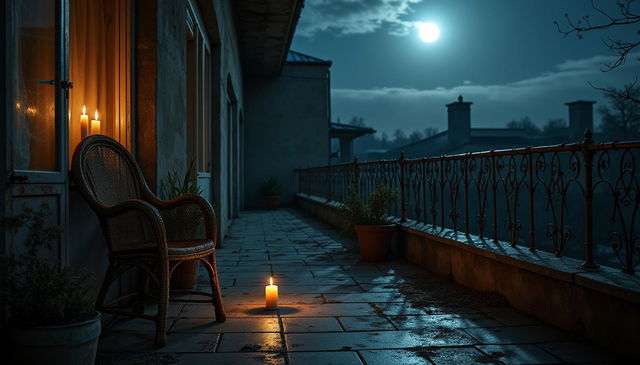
[291,0,638,136]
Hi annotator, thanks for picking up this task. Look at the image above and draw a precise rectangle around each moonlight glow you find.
[418,22,440,43]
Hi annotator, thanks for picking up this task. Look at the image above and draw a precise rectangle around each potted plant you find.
[1,204,100,365]
[340,183,397,262]
[261,176,283,210]
[160,159,203,290]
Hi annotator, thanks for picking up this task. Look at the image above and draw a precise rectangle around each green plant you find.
[261,176,283,196]
[340,183,397,232]
[0,204,94,325]
[161,159,202,199]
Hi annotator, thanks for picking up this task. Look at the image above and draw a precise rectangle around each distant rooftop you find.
[287,50,332,66]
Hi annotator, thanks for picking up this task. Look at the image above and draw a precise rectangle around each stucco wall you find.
[244,64,330,209]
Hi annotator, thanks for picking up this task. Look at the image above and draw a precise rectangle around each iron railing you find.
[297,131,640,274]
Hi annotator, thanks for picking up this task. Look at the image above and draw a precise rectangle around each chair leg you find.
[208,252,227,322]
[155,261,169,347]
[96,262,115,310]
[134,272,150,314]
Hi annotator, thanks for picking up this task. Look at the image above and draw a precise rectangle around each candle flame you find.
[82,105,86,115]
[269,277,273,286]
[94,110,99,120]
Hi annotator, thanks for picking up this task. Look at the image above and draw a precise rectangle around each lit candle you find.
[80,105,89,139]
[265,277,278,310]
[90,110,101,135]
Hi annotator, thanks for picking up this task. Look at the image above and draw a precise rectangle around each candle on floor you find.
[80,105,89,139]
[90,110,101,135]
[265,276,278,310]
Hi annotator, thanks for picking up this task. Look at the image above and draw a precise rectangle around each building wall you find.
[244,63,330,209]
[210,0,244,241]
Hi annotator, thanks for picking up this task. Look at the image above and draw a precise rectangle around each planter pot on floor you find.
[10,312,101,365]
[171,260,200,290]
[264,195,280,210]
[355,224,396,262]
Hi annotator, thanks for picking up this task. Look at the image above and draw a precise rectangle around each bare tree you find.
[423,127,439,138]
[542,118,568,136]
[506,116,541,135]
[556,0,640,71]
[598,84,640,139]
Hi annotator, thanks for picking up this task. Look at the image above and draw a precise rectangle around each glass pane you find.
[69,0,132,160]
[11,0,57,171]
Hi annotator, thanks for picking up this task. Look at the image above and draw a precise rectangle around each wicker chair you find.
[71,135,226,346]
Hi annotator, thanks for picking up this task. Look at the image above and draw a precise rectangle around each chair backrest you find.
[71,136,146,208]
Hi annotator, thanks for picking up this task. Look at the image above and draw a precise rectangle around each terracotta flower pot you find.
[171,260,200,290]
[355,224,396,262]
[10,312,101,365]
[264,195,280,210]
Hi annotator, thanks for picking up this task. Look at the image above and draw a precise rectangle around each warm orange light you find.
[269,277,273,286]
[265,276,278,310]
[82,105,87,115]
[94,110,99,120]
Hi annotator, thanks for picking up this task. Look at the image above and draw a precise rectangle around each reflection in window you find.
[69,0,132,159]
[11,0,56,171]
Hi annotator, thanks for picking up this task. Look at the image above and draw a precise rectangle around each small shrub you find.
[261,176,283,196]
[161,159,202,199]
[0,204,94,325]
[340,183,397,232]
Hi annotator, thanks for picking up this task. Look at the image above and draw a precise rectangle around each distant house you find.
[381,96,596,160]
[330,122,376,163]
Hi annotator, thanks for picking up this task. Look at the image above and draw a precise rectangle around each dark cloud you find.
[297,0,423,37]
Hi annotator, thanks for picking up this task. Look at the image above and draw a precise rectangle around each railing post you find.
[399,152,407,222]
[463,157,469,235]
[528,151,535,251]
[351,156,359,190]
[580,129,599,270]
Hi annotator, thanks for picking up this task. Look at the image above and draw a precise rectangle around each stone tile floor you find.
[97,209,622,365]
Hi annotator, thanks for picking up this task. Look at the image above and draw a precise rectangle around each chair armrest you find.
[97,199,168,256]
[146,193,217,242]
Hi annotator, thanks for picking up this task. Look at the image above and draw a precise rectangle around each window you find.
[186,2,212,192]
[68,0,132,157]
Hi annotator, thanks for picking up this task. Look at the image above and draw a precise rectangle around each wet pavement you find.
[97,209,621,364]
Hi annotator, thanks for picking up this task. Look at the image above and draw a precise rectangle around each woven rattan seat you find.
[168,240,215,256]
[71,135,226,346]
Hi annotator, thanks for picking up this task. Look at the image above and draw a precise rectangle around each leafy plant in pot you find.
[340,183,397,262]
[261,176,283,210]
[160,159,203,290]
[0,204,99,365]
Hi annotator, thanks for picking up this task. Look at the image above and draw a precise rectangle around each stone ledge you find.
[296,193,640,305]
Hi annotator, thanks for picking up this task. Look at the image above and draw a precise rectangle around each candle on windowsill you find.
[265,276,278,310]
[90,110,101,135]
[80,105,89,139]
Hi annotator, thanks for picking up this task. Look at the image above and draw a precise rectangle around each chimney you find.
[566,100,596,140]
[446,95,472,146]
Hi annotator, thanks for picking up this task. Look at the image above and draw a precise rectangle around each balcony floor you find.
[97,209,620,364]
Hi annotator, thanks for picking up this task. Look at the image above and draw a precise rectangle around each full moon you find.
[418,22,440,43]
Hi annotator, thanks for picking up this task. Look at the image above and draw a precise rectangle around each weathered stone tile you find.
[279,303,377,317]
[99,331,219,353]
[288,351,363,365]
[286,329,475,351]
[464,325,567,345]
[476,344,562,364]
[359,349,431,365]
[217,332,283,352]
[486,310,541,326]
[350,275,406,284]
[179,352,286,364]
[181,303,278,318]
[107,317,173,332]
[537,342,617,363]
[280,284,364,294]
[426,347,493,365]
[339,316,395,331]
[359,283,403,292]
[372,303,426,316]
[389,313,500,330]
[171,317,280,333]
[324,292,405,303]
[283,317,343,332]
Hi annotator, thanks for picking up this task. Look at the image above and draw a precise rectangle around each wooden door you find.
[3,0,70,264]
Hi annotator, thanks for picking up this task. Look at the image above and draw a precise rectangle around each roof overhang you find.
[330,123,376,139]
[233,0,303,77]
